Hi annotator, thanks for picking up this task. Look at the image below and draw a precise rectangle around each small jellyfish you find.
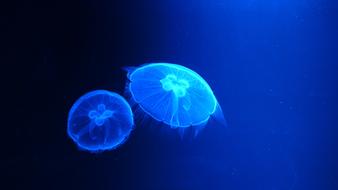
[67,90,134,152]
[125,63,224,128]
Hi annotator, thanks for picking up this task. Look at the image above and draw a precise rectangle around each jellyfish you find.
[125,63,224,129]
[67,90,134,152]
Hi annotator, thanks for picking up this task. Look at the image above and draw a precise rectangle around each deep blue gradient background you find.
[3,0,338,189]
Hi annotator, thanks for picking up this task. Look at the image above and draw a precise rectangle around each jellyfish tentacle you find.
[103,121,109,145]
[182,95,192,111]
[161,93,173,123]
[170,93,180,127]
[88,122,97,140]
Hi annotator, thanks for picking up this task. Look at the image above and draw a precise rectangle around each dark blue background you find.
[3,0,338,189]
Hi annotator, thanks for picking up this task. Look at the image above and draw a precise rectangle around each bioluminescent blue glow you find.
[67,90,134,152]
[126,63,223,128]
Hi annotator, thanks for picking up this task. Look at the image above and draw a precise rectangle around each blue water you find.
[113,1,337,189]
[7,0,337,189]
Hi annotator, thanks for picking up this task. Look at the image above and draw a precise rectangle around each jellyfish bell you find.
[125,63,225,131]
[67,90,134,152]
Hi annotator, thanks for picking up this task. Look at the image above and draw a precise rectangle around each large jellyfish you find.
[67,90,134,152]
[125,63,224,128]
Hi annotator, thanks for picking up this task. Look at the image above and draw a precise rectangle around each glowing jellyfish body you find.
[127,63,222,128]
[67,90,134,152]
